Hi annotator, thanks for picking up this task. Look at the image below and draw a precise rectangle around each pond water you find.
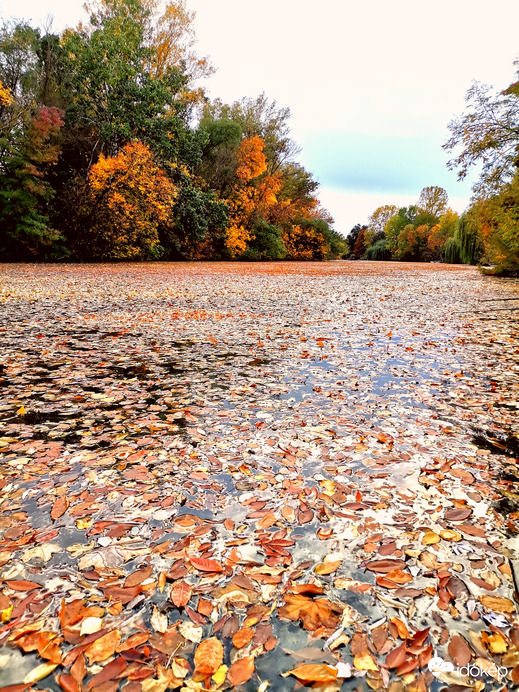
[0,262,518,691]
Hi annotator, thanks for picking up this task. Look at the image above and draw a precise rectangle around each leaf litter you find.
[0,261,518,691]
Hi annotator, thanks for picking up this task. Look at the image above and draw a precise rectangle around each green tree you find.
[202,93,300,174]
[0,105,67,259]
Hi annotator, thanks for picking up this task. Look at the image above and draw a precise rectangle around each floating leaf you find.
[284,664,337,683]
[84,630,121,664]
[227,656,255,685]
[171,581,192,608]
[194,637,224,676]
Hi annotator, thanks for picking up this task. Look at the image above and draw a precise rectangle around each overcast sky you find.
[2,0,519,234]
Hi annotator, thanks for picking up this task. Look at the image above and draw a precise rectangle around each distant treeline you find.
[346,58,519,274]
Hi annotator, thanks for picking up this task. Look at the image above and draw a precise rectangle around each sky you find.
[2,0,519,234]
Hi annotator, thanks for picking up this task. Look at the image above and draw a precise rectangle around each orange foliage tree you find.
[76,141,177,260]
[225,135,283,257]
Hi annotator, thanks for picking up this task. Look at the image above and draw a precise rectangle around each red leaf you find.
[189,557,223,573]
[386,643,407,669]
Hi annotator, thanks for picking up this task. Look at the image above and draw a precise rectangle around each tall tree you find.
[444,67,519,194]
[417,186,448,218]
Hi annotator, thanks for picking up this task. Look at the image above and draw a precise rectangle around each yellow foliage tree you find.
[144,0,214,103]
[79,141,177,259]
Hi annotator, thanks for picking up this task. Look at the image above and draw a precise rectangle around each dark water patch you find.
[249,358,270,366]
[19,409,82,424]
[162,361,191,375]
[110,363,150,380]
[472,429,519,458]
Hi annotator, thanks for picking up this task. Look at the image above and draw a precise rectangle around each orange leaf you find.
[4,580,41,591]
[171,581,192,608]
[227,656,255,686]
[84,630,121,664]
[124,565,153,588]
[194,637,224,676]
[232,628,254,649]
[189,556,223,573]
[285,664,337,683]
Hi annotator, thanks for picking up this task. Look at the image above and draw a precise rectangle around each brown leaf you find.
[444,508,472,521]
[86,657,127,689]
[171,581,192,608]
[51,496,69,520]
[365,559,406,573]
[193,637,224,676]
[227,656,255,685]
[448,634,472,666]
[479,595,515,613]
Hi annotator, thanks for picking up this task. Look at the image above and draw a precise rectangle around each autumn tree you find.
[144,0,214,96]
[225,135,284,257]
[366,205,398,243]
[0,105,66,259]
[202,94,300,174]
[444,67,519,194]
[417,186,448,218]
[73,141,177,260]
[282,219,328,260]
[353,227,367,259]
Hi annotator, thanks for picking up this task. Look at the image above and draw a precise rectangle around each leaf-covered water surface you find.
[0,261,518,691]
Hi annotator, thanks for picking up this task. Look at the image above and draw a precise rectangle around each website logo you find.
[428,656,508,682]
[428,657,454,676]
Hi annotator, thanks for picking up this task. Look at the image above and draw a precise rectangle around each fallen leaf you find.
[227,656,255,685]
[194,637,224,676]
[284,663,337,683]
[84,630,121,664]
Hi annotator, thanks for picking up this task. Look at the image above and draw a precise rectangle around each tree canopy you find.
[0,0,342,262]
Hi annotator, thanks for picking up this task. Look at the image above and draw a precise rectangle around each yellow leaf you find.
[211,664,228,686]
[76,517,93,530]
[23,662,58,684]
[422,531,440,545]
[353,651,378,671]
[440,529,462,541]
[1,604,13,622]
[16,405,26,415]
[315,560,342,575]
